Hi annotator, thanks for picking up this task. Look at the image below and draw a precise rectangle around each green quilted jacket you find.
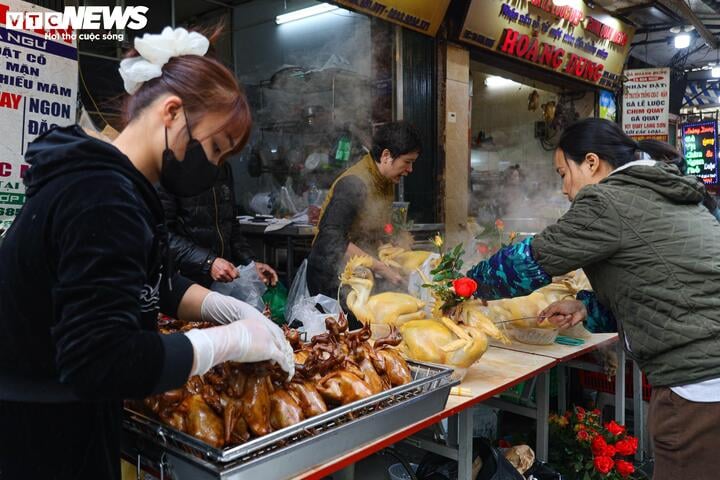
[533,161,720,387]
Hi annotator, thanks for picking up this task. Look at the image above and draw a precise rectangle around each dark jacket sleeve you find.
[314,176,365,259]
[307,176,366,295]
[157,184,217,278]
[532,186,621,277]
[51,180,193,400]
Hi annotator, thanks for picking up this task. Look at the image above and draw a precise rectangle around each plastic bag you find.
[289,294,341,338]
[211,261,267,311]
[407,253,441,317]
[285,259,342,337]
[285,259,310,323]
[262,283,288,325]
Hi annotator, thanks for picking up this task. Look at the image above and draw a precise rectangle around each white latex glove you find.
[200,292,287,349]
[184,293,294,379]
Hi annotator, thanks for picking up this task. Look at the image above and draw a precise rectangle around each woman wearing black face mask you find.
[0,27,293,480]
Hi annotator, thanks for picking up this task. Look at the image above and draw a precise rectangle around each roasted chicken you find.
[133,315,412,449]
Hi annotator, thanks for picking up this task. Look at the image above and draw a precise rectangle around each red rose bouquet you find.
[548,406,639,479]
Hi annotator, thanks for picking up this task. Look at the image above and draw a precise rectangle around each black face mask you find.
[159,110,219,197]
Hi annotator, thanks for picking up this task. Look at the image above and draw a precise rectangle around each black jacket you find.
[0,126,194,479]
[158,163,255,288]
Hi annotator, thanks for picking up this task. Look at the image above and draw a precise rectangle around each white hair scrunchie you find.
[119,27,210,94]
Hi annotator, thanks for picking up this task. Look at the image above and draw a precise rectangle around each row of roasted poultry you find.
[131,316,412,449]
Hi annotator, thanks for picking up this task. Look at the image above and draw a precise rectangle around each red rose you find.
[592,409,601,415]
[591,436,608,456]
[615,459,635,478]
[603,444,617,458]
[605,420,626,437]
[577,429,591,442]
[615,439,637,456]
[477,243,490,255]
[384,223,394,235]
[628,436,639,452]
[453,277,478,297]
[495,219,505,230]
[576,406,586,415]
[593,456,614,475]
[576,412,585,422]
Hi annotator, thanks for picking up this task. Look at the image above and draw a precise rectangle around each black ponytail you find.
[636,139,685,173]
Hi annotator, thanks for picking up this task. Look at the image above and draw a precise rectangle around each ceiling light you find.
[485,75,519,88]
[674,33,691,49]
[276,3,338,25]
[712,66,720,78]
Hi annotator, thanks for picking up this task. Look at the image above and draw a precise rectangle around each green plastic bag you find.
[263,283,288,325]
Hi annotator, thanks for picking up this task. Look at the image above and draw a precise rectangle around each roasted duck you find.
[132,315,412,449]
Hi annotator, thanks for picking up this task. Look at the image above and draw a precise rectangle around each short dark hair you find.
[370,121,422,162]
[558,118,679,169]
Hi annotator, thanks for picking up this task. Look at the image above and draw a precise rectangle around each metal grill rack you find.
[123,361,457,479]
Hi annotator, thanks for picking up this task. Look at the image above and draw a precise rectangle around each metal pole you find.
[633,361,646,462]
[171,0,176,28]
[535,371,550,462]
[456,410,474,480]
[615,342,626,424]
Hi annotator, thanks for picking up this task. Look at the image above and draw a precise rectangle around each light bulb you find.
[674,34,691,49]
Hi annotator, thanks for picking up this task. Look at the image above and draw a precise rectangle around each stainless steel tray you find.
[122,360,457,479]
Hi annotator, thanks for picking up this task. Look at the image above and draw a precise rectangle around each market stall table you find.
[236,219,445,282]
[295,346,556,480]
[487,333,628,458]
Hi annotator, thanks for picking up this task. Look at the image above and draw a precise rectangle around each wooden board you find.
[446,346,556,410]
[490,333,619,362]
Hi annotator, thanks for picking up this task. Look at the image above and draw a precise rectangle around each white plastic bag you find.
[285,259,310,323]
[285,259,342,337]
[407,253,441,317]
[211,261,267,311]
[290,294,341,338]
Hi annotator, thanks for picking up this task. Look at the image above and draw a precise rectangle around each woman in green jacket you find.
[468,118,720,480]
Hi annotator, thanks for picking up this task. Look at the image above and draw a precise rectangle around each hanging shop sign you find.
[332,0,450,36]
[621,68,670,141]
[460,0,635,88]
[681,120,718,185]
[0,0,77,229]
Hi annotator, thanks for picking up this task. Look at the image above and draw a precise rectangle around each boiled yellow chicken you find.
[400,318,488,369]
[341,256,509,369]
[378,244,433,276]
[341,256,426,326]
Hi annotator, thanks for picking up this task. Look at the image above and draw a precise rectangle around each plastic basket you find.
[578,368,652,402]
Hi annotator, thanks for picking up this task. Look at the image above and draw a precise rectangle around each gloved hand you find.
[184,292,294,379]
[200,291,287,348]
